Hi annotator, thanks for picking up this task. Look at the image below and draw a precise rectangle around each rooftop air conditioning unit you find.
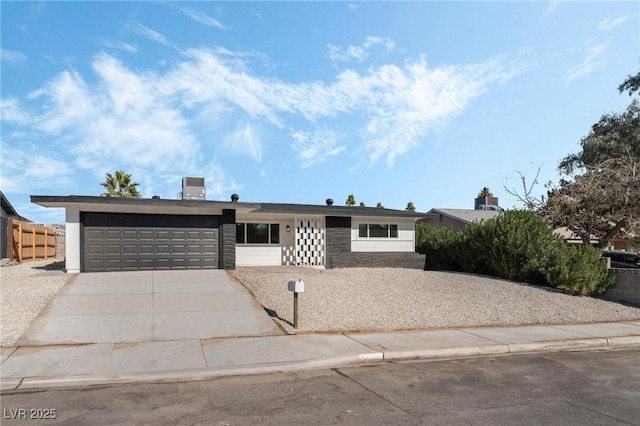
[182,177,206,200]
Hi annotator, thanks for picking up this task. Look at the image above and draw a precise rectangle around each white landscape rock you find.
[1,260,73,347]
[230,268,640,334]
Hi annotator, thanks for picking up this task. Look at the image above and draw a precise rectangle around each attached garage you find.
[82,212,219,272]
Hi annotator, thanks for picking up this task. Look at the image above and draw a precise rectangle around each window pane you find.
[271,224,280,244]
[358,224,368,238]
[247,223,269,243]
[369,224,388,238]
[236,224,245,243]
[390,225,398,238]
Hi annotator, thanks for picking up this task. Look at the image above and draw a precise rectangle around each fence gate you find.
[11,219,56,262]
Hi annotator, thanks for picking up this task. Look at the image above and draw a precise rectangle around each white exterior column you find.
[65,207,81,273]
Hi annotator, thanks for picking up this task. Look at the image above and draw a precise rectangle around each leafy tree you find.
[405,201,416,212]
[506,69,640,248]
[376,202,384,208]
[100,170,141,198]
[549,70,640,247]
[346,194,356,206]
[359,201,366,207]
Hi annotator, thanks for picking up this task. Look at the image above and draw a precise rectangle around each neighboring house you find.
[420,208,502,231]
[553,226,638,252]
[31,179,425,273]
[1,191,28,260]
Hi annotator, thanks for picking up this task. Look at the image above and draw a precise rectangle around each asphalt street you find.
[2,347,639,425]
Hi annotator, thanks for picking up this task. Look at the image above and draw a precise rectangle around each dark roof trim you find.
[30,195,426,219]
[2,191,29,221]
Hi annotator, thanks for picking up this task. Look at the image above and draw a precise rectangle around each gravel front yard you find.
[0,260,74,347]
[231,267,640,333]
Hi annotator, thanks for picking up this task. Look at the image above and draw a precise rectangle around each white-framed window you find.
[358,224,398,238]
[236,223,280,244]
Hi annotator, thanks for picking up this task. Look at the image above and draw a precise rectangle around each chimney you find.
[182,177,206,200]
[475,195,500,210]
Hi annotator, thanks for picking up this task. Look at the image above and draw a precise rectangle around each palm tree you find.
[346,194,356,206]
[376,202,384,208]
[478,187,493,197]
[100,170,141,198]
[405,201,416,212]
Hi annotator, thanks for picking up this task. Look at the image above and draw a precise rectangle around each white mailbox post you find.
[287,279,304,329]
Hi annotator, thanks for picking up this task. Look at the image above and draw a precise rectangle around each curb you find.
[3,337,639,393]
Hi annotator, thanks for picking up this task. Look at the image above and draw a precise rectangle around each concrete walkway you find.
[2,320,639,392]
[17,270,282,345]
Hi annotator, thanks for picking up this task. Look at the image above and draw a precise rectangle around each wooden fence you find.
[10,219,56,262]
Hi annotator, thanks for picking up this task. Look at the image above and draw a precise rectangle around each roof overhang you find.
[31,195,427,220]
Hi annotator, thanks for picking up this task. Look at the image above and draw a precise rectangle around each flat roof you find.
[31,195,426,219]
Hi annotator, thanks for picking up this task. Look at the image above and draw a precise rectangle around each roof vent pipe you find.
[231,194,239,202]
[326,198,334,206]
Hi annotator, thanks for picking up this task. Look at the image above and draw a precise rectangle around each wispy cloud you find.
[564,43,607,85]
[541,1,561,19]
[0,141,75,194]
[291,128,346,168]
[1,49,28,65]
[2,46,517,190]
[598,15,631,31]
[133,22,170,46]
[222,122,263,161]
[0,98,32,125]
[99,40,138,53]
[178,6,226,29]
[328,36,395,63]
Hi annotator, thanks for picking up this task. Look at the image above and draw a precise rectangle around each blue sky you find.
[1,1,638,225]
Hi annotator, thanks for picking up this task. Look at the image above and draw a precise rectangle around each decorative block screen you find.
[293,217,325,266]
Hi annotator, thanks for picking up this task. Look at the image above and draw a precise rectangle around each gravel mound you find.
[230,267,640,334]
[1,260,74,347]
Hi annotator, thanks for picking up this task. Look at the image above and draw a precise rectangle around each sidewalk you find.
[2,321,640,392]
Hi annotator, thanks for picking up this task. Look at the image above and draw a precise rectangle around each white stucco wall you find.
[235,217,295,266]
[350,217,416,252]
[65,207,81,273]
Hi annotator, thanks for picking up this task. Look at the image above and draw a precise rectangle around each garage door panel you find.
[105,230,121,240]
[82,213,220,272]
[123,230,138,240]
[105,245,122,255]
[86,244,104,255]
[156,230,171,240]
[172,230,186,240]
[156,244,171,254]
[172,244,186,254]
[202,230,217,240]
[123,245,137,254]
[122,259,138,269]
[139,259,154,269]
[139,230,154,240]
[202,245,217,254]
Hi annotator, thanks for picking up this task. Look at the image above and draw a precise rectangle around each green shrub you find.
[415,223,464,271]
[415,210,613,296]
[465,210,564,284]
[546,245,615,296]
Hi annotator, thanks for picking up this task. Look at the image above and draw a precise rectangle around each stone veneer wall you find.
[602,269,640,306]
[220,209,236,270]
[325,216,424,269]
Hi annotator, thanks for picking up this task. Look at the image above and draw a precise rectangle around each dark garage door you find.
[82,212,219,272]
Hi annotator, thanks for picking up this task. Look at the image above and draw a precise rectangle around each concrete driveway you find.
[18,270,282,345]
